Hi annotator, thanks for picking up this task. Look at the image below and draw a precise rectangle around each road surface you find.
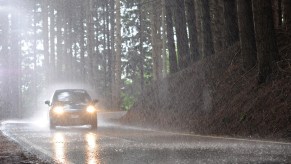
[1,111,291,164]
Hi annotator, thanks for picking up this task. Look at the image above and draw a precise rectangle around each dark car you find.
[45,89,98,130]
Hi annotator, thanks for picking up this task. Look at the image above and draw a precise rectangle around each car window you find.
[53,90,91,104]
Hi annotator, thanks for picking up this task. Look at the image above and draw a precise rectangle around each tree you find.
[0,10,10,117]
[79,2,86,83]
[110,0,115,108]
[210,0,224,53]
[165,0,178,73]
[42,0,49,85]
[138,2,145,90]
[237,0,257,70]
[252,0,279,83]
[161,0,167,77]
[201,0,214,57]
[49,0,56,82]
[10,10,21,117]
[56,1,64,80]
[223,0,239,48]
[150,0,163,81]
[185,0,200,61]
[272,0,282,29]
[114,0,122,110]
[284,0,291,31]
[86,0,95,87]
[174,0,190,69]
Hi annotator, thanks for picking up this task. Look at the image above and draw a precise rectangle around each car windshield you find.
[53,90,91,104]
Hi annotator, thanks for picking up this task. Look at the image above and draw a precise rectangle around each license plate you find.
[71,115,79,118]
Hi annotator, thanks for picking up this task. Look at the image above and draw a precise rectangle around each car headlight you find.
[86,105,96,113]
[53,106,64,114]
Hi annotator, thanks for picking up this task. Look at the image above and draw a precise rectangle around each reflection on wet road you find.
[1,111,291,164]
[85,133,100,164]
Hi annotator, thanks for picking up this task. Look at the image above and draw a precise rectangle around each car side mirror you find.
[45,100,51,106]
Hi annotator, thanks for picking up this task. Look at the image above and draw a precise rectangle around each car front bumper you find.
[50,111,97,126]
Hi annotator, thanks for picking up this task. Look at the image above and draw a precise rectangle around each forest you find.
[0,0,290,127]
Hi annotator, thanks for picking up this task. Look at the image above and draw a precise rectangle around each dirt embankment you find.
[0,131,48,164]
[122,42,291,141]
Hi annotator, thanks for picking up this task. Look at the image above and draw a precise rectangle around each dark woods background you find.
[0,0,289,119]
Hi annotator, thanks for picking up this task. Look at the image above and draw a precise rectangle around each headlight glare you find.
[53,106,64,114]
[86,106,96,113]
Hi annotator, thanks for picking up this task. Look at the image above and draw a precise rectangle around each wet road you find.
[1,111,291,164]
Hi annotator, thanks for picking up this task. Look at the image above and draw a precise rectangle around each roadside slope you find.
[122,43,291,140]
[0,130,48,164]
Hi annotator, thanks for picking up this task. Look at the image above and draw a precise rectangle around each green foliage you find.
[240,113,247,123]
[121,92,135,111]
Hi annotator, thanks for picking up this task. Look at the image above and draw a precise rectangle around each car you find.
[44,89,98,130]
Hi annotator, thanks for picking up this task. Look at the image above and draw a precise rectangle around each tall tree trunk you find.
[211,0,224,53]
[224,0,239,48]
[138,3,145,91]
[56,2,63,81]
[252,0,279,83]
[10,12,21,117]
[65,1,74,81]
[42,0,49,86]
[185,0,200,61]
[87,0,95,87]
[284,0,291,32]
[195,0,203,56]
[103,2,108,94]
[165,0,178,73]
[174,0,190,69]
[114,0,122,110]
[162,0,168,77]
[106,0,112,95]
[278,0,282,28]
[150,1,163,81]
[80,2,86,83]
[93,0,101,92]
[110,0,115,109]
[49,1,56,83]
[201,0,214,56]
[32,1,38,112]
[237,0,257,70]
[0,13,10,116]
[272,0,282,29]
[67,16,73,81]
